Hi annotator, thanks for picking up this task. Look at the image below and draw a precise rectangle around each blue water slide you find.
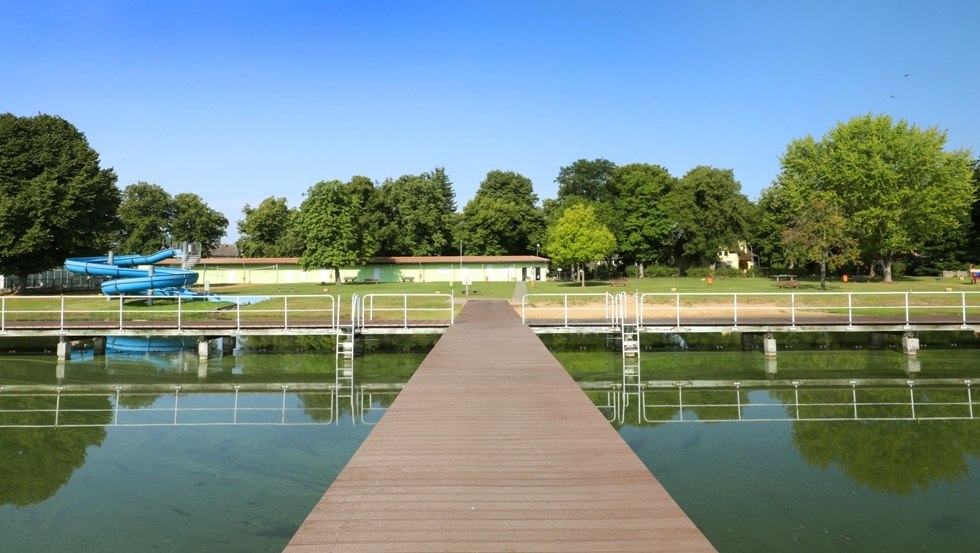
[64,248,199,295]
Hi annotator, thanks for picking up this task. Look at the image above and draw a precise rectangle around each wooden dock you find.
[283,300,717,552]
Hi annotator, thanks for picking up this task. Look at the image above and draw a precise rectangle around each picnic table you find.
[773,274,800,288]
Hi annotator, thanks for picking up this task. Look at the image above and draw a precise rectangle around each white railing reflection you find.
[587,379,977,424]
[0,384,401,428]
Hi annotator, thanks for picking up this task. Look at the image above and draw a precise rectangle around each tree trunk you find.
[882,254,893,283]
[819,254,827,291]
[334,267,341,285]
[16,272,29,294]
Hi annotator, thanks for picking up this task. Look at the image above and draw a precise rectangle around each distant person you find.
[971,264,978,284]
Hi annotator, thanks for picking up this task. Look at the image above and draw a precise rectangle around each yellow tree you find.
[545,204,616,286]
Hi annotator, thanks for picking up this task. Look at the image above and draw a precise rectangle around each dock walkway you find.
[284,300,716,552]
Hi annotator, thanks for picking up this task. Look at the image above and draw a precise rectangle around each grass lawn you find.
[4,275,979,322]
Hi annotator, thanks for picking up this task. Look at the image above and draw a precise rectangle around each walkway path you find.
[283,300,716,552]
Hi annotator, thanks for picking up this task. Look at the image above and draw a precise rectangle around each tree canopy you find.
[298,178,378,282]
[237,196,304,257]
[0,113,120,287]
[459,170,545,256]
[117,182,176,254]
[777,114,975,281]
[669,166,751,270]
[117,182,228,256]
[610,163,677,267]
[545,204,616,285]
[375,169,457,257]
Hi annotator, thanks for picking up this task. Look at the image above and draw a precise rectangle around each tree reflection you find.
[780,389,980,494]
[0,394,111,506]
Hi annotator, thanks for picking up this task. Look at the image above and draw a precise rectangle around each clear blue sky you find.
[4,0,978,241]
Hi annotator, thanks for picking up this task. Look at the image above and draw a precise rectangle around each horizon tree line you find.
[1,112,977,290]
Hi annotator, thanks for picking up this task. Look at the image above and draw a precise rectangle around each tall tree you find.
[171,193,228,256]
[610,163,677,269]
[781,195,859,289]
[778,114,975,282]
[555,158,617,203]
[669,166,751,271]
[376,169,456,256]
[751,183,796,269]
[0,113,120,288]
[116,182,177,254]
[459,170,545,255]
[298,178,378,283]
[545,204,616,286]
[969,160,980,261]
[237,197,303,257]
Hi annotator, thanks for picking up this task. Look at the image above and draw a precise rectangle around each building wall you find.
[192,262,548,286]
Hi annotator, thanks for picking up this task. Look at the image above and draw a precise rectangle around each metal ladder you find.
[334,293,360,417]
[617,292,643,423]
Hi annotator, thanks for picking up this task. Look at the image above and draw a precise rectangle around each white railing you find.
[636,291,980,328]
[0,294,338,333]
[360,293,455,329]
[521,293,617,327]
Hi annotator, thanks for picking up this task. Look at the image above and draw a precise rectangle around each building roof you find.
[161,255,549,266]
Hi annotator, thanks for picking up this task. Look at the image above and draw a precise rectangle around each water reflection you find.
[584,379,980,498]
[0,395,110,507]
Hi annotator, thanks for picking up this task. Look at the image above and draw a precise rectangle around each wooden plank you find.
[290,299,718,552]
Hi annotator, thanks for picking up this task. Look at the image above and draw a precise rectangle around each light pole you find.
[536,243,540,257]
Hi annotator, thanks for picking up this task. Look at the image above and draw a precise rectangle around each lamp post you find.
[536,243,540,257]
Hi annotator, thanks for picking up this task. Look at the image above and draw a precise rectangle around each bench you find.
[363,278,380,284]
[609,278,628,287]
[776,280,800,288]
[401,276,415,283]
[342,277,357,284]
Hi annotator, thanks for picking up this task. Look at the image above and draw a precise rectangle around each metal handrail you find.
[0,293,338,333]
[359,293,455,329]
[521,293,616,327]
[635,291,980,327]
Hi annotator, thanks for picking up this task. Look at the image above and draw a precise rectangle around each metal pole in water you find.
[281,385,289,424]
[792,381,800,420]
[114,387,121,425]
[908,380,916,419]
[55,386,63,427]
[851,380,858,419]
[734,382,742,421]
[966,380,973,419]
[173,385,181,424]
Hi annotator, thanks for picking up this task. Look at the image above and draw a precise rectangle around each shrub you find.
[624,265,641,278]
[643,264,680,278]
[685,267,714,278]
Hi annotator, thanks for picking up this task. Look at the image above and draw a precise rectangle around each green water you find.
[553,330,980,553]
[2,333,980,552]
[0,344,424,553]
